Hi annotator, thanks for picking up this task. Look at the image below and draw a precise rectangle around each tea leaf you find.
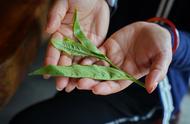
[73,10,117,68]
[30,64,145,88]
[73,10,101,54]
[30,9,145,88]
[51,38,94,57]
[52,37,118,68]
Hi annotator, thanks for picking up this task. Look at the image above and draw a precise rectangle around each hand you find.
[44,0,110,91]
[77,22,172,95]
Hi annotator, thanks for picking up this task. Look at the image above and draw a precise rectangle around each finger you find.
[73,57,82,64]
[77,78,99,90]
[80,57,98,65]
[56,54,72,91]
[58,24,74,39]
[43,32,62,79]
[145,54,172,93]
[45,0,68,34]
[94,60,109,66]
[92,78,139,95]
[94,0,110,42]
[65,79,77,93]
[54,25,75,91]
[92,81,122,95]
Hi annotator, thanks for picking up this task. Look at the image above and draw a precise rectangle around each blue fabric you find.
[167,30,190,113]
[171,31,190,70]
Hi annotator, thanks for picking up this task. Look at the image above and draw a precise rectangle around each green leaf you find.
[73,10,118,68]
[30,9,145,89]
[52,37,118,68]
[51,38,94,57]
[73,10,102,54]
[30,64,145,88]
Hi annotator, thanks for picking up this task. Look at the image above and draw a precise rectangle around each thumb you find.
[145,54,172,93]
[45,0,68,34]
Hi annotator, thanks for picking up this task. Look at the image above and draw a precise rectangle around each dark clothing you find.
[10,88,162,124]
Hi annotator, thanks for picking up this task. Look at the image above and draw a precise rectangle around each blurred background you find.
[0,1,189,124]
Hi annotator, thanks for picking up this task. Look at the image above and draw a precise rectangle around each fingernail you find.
[56,87,63,91]
[92,89,97,94]
[65,86,75,93]
[92,89,101,95]
[149,82,158,94]
[65,88,71,93]
[43,75,50,79]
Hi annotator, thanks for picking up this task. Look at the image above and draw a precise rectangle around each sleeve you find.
[170,30,190,71]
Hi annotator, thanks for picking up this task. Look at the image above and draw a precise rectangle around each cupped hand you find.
[77,22,172,95]
[44,0,110,91]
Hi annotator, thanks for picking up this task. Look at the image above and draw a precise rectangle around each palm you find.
[44,0,110,91]
[58,0,109,46]
[77,22,172,95]
[121,23,171,78]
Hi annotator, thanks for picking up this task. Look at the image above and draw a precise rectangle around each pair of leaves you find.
[30,10,145,88]
[51,37,116,68]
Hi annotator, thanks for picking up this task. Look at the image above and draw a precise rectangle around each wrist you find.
[147,17,179,54]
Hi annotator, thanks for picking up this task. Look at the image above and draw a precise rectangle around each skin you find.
[77,22,172,95]
[45,0,172,95]
[44,0,110,92]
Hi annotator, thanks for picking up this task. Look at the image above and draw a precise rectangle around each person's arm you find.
[171,30,190,71]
